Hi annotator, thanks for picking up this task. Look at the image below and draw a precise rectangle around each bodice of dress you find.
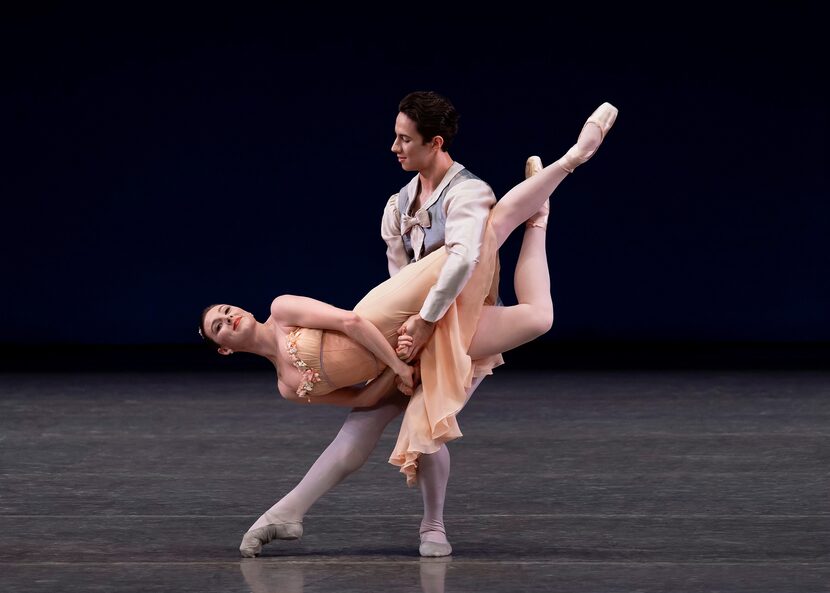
[285,328,384,400]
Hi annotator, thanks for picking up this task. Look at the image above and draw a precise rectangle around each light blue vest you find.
[397,168,482,262]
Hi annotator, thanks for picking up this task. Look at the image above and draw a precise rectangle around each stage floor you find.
[1,369,828,592]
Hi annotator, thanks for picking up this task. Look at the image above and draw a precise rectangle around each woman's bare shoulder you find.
[269,296,300,332]
[269,295,293,318]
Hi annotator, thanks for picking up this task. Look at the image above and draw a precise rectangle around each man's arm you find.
[400,179,496,360]
[380,193,409,277]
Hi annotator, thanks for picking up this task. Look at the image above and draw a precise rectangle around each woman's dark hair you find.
[199,304,221,349]
[398,91,459,151]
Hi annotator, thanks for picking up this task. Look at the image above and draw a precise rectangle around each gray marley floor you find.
[1,369,828,592]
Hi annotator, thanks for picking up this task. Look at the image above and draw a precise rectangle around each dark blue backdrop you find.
[3,6,827,349]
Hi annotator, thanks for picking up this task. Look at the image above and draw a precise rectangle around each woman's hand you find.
[395,332,421,396]
[393,360,415,391]
[395,361,421,397]
[397,333,414,360]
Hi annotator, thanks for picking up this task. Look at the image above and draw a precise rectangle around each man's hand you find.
[396,314,435,362]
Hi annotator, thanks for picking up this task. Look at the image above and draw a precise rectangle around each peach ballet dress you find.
[285,214,503,485]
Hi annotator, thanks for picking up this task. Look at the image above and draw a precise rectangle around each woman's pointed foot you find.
[524,156,549,229]
[239,519,303,558]
[525,154,543,179]
[557,102,618,173]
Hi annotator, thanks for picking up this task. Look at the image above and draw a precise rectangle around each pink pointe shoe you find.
[525,154,543,179]
[525,155,549,229]
[557,102,618,173]
[239,519,303,558]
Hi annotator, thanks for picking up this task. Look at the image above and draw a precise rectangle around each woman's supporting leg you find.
[240,397,406,557]
[489,102,617,248]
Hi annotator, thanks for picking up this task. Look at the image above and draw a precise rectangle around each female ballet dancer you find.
[201,101,617,556]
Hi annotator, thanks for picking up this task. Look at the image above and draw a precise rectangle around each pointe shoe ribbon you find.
[524,156,549,229]
[239,520,303,558]
[558,102,618,173]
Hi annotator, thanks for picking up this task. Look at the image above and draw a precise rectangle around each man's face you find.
[391,112,435,172]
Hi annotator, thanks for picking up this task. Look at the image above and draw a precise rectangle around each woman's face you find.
[391,112,436,172]
[203,304,256,353]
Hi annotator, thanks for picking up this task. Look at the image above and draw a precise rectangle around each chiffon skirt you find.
[353,213,503,485]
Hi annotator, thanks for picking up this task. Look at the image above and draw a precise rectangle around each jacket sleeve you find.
[419,179,496,322]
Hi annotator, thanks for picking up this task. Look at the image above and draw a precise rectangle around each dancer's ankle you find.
[420,529,450,545]
[249,507,303,531]
[554,157,576,174]
[420,519,449,545]
[557,126,601,173]
[526,198,550,229]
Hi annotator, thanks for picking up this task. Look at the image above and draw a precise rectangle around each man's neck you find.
[417,152,454,199]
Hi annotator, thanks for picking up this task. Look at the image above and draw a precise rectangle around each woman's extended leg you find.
[468,102,618,360]
[489,102,617,248]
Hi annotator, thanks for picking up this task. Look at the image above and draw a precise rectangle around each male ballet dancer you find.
[240,90,505,557]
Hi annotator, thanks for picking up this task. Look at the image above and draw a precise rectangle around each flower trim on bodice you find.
[285,329,320,401]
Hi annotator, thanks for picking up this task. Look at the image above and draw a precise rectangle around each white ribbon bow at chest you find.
[401,209,431,261]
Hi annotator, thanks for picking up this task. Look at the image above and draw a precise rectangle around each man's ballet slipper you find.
[557,102,618,173]
[420,540,453,557]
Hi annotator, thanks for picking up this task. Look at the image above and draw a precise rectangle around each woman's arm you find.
[279,367,400,408]
[271,295,414,389]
